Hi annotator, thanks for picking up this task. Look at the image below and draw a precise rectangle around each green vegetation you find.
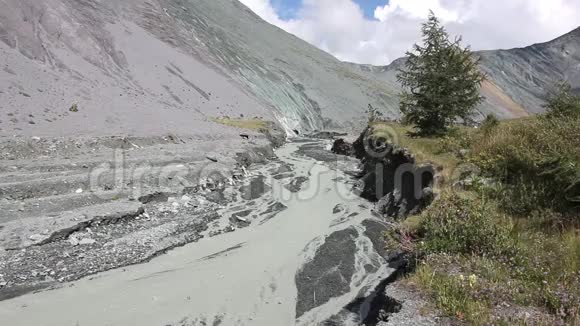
[211,117,272,132]
[412,262,491,324]
[374,16,580,324]
[480,113,499,135]
[418,192,513,256]
[382,94,580,324]
[397,12,485,136]
[365,104,385,123]
[544,82,580,119]
[470,115,580,216]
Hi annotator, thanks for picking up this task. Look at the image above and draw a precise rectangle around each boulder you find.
[331,139,354,156]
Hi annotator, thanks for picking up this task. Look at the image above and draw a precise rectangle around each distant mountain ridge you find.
[351,26,580,119]
[0,0,578,137]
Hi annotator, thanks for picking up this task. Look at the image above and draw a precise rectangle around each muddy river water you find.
[0,141,397,326]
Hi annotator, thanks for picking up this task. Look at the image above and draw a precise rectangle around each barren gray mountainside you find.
[349,26,580,119]
[0,0,397,138]
[1,0,579,137]
[477,26,580,116]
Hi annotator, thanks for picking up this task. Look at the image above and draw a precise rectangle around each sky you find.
[239,0,580,65]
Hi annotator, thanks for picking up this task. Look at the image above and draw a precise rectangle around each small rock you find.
[79,238,96,245]
[458,148,470,159]
[333,204,346,214]
[29,234,44,242]
[0,282,7,287]
[75,188,83,194]
[181,195,192,202]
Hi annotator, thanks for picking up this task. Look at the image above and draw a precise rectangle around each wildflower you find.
[468,274,477,288]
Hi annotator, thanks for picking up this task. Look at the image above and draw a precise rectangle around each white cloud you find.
[374,0,460,22]
[239,0,580,65]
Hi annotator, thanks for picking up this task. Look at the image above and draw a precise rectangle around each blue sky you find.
[271,0,388,19]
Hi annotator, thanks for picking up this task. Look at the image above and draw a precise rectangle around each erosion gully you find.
[0,140,402,326]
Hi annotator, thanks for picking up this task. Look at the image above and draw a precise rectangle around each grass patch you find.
[211,117,272,131]
[381,114,580,324]
[469,115,580,216]
[418,192,513,256]
[410,262,491,325]
[407,227,580,324]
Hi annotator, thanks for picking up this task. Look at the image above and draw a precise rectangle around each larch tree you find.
[397,11,485,136]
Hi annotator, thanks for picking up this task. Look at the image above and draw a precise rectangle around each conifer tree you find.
[397,12,485,135]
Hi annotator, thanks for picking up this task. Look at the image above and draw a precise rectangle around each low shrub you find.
[480,113,499,135]
[418,192,513,256]
[436,127,476,156]
[470,116,580,215]
[544,82,580,119]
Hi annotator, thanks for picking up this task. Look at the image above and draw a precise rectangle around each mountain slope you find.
[0,0,399,137]
[0,0,579,138]
[361,26,580,119]
[478,26,580,115]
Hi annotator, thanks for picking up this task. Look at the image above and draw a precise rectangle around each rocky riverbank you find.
[0,130,443,326]
[0,128,286,300]
[332,126,435,219]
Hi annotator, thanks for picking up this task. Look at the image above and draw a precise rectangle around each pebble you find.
[68,236,80,246]
[29,234,44,242]
[79,238,96,245]
[332,204,346,214]
[75,188,83,194]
